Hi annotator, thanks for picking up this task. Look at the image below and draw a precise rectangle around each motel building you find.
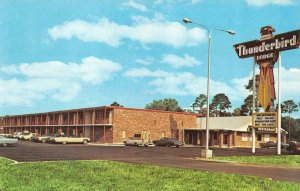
[0,106,286,147]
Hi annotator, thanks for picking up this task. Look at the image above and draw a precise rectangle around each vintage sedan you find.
[20,132,39,141]
[12,132,23,139]
[50,135,90,144]
[123,137,151,147]
[32,134,53,143]
[286,141,300,154]
[0,135,18,147]
[259,141,288,149]
[153,137,184,148]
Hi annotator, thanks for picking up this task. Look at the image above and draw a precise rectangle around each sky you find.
[0,0,300,117]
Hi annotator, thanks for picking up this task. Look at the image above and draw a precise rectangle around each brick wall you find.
[235,132,278,147]
[112,108,197,143]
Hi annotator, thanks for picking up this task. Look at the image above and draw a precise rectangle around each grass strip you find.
[0,157,299,191]
[214,155,300,167]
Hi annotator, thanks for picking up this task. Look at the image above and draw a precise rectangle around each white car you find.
[0,135,18,147]
[123,137,151,147]
[50,135,90,144]
[13,132,23,139]
[19,132,38,141]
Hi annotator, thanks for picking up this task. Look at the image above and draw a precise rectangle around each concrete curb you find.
[193,157,300,169]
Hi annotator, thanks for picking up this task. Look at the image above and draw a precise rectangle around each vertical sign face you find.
[252,112,277,128]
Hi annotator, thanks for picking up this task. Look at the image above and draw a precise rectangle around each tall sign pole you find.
[233,27,300,154]
[252,57,256,153]
[277,54,282,155]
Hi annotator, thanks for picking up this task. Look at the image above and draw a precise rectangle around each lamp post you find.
[183,18,235,158]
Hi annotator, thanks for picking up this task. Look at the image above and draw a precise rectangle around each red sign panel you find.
[233,29,300,63]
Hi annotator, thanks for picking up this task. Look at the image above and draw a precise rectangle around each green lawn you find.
[214,155,300,167]
[0,157,299,191]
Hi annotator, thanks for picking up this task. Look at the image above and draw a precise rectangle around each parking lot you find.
[0,140,291,161]
[0,141,299,183]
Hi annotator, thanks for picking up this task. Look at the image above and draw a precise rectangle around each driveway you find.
[1,141,299,183]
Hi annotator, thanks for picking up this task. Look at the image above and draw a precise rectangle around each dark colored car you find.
[259,141,288,149]
[153,137,184,148]
[286,141,300,154]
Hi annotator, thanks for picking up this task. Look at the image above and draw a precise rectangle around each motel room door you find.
[223,132,229,146]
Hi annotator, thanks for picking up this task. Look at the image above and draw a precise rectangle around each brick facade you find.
[1,107,285,147]
[112,108,197,143]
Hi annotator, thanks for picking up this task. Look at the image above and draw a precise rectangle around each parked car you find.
[0,134,13,138]
[0,135,18,147]
[286,141,300,154]
[153,137,184,148]
[123,137,151,147]
[50,135,90,144]
[19,132,39,141]
[32,134,52,143]
[259,141,289,149]
[12,132,23,139]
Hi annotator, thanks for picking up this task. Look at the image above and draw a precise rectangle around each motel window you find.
[161,131,165,138]
[257,134,262,141]
[264,134,270,142]
[242,133,248,142]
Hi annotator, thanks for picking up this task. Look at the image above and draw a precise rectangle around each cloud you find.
[245,0,294,6]
[125,67,246,102]
[124,67,170,78]
[274,67,300,102]
[125,66,300,109]
[135,57,155,65]
[122,1,148,12]
[0,57,122,106]
[161,54,200,68]
[48,15,206,48]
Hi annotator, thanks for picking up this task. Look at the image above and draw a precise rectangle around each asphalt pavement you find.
[0,141,299,183]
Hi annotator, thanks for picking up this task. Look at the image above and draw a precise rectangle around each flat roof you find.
[0,106,200,118]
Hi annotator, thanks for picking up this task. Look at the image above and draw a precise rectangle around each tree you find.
[191,94,207,114]
[145,98,183,112]
[110,102,123,107]
[245,74,259,92]
[232,108,242,116]
[282,100,299,141]
[210,93,231,117]
[240,95,255,116]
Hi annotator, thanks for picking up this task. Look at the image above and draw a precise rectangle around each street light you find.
[183,18,235,158]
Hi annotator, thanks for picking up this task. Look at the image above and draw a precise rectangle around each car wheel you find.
[41,139,46,143]
[62,141,67,145]
[2,143,7,147]
[134,142,138,146]
[176,145,179,148]
[83,139,88,144]
[290,147,296,154]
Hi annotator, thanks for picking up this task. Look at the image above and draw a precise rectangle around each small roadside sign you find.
[252,112,277,128]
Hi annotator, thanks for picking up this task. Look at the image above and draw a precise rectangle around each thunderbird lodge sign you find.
[234,29,300,63]
[234,26,300,129]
